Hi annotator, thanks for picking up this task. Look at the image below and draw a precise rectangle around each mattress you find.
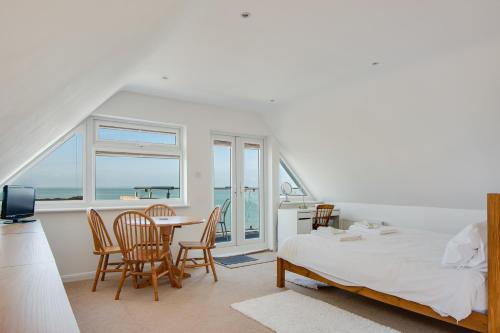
[277,226,487,321]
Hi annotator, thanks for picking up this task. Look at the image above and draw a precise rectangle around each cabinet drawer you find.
[297,211,312,220]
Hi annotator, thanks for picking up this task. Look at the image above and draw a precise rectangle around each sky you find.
[213,145,260,188]
[13,131,261,189]
[13,134,83,188]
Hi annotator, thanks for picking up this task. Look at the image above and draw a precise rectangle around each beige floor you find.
[65,261,474,333]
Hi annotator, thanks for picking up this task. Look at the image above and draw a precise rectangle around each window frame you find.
[1,116,188,212]
[1,122,87,210]
[89,116,186,207]
[94,118,180,149]
[279,157,312,200]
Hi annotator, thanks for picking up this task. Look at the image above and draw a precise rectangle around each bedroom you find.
[1,1,499,332]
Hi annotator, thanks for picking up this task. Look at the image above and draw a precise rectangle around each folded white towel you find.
[354,221,380,229]
[379,228,398,235]
[331,228,346,235]
[340,235,362,242]
[349,225,398,236]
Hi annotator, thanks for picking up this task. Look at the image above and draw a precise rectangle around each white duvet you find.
[277,226,487,321]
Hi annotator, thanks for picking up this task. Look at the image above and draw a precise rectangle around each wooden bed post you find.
[277,257,285,288]
[488,193,500,333]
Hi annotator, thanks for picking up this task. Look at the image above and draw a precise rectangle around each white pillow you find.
[442,221,487,269]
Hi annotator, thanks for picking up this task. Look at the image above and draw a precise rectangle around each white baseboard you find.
[62,271,94,283]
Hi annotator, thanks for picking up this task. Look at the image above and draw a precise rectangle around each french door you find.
[212,134,264,247]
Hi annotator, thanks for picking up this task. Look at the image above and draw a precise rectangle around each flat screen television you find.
[1,185,36,223]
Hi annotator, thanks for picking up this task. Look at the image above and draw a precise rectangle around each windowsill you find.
[35,203,191,214]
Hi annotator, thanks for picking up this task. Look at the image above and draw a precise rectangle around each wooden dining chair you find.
[175,207,221,287]
[113,211,177,301]
[144,204,177,244]
[86,208,123,292]
[218,199,231,240]
[312,204,334,230]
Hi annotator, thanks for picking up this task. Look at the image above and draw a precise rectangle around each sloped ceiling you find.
[2,0,500,209]
[0,0,186,183]
[127,0,500,209]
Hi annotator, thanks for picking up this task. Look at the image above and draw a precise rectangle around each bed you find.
[276,193,500,333]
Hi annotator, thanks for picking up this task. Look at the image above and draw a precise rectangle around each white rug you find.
[231,290,401,333]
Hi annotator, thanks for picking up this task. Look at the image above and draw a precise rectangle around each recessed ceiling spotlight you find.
[371,62,379,66]
[241,11,251,18]
[162,76,168,80]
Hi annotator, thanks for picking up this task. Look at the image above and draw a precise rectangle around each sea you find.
[32,187,260,231]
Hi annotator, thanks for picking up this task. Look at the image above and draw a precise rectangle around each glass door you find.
[212,136,236,246]
[212,135,264,247]
[236,138,264,244]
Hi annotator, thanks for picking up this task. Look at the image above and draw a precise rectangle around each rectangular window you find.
[98,125,176,145]
[279,159,305,196]
[92,117,183,204]
[7,134,84,201]
[95,153,180,201]
[1,117,185,209]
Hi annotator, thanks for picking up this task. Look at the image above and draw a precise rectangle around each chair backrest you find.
[113,211,160,262]
[144,204,176,217]
[219,199,231,222]
[87,208,113,253]
[200,206,221,248]
[313,204,334,229]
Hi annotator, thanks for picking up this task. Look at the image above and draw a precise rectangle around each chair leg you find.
[132,264,139,289]
[175,247,183,267]
[115,263,129,300]
[151,262,159,301]
[203,249,209,273]
[101,254,109,281]
[92,255,104,292]
[178,249,189,288]
[207,249,218,282]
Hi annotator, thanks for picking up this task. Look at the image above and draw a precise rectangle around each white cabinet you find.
[277,208,340,248]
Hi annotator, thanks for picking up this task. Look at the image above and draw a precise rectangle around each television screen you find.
[1,185,35,221]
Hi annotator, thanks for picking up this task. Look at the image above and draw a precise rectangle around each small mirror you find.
[281,182,293,202]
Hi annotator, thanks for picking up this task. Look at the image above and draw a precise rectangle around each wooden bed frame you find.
[277,193,500,333]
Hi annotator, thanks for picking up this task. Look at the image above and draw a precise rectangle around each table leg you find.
[158,226,190,288]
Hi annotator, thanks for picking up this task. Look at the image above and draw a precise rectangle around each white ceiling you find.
[2,0,500,209]
[125,0,500,112]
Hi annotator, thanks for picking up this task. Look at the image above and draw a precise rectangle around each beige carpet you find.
[64,260,474,333]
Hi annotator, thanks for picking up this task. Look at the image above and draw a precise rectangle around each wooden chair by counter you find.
[312,204,334,230]
[175,207,221,287]
[113,211,177,301]
[144,204,176,244]
[86,208,123,292]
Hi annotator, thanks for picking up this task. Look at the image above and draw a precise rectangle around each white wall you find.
[265,38,500,232]
[36,91,276,280]
[337,202,484,235]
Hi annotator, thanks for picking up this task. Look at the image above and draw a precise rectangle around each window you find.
[95,120,178,147]
[98,125,176,145]
[0,116,185,209]
[7,133,84,201]
[279,159,306,196]
[93,118,184,203]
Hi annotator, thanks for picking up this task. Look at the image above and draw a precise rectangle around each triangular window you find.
[279,159,307,196]
[5,132,84,201]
